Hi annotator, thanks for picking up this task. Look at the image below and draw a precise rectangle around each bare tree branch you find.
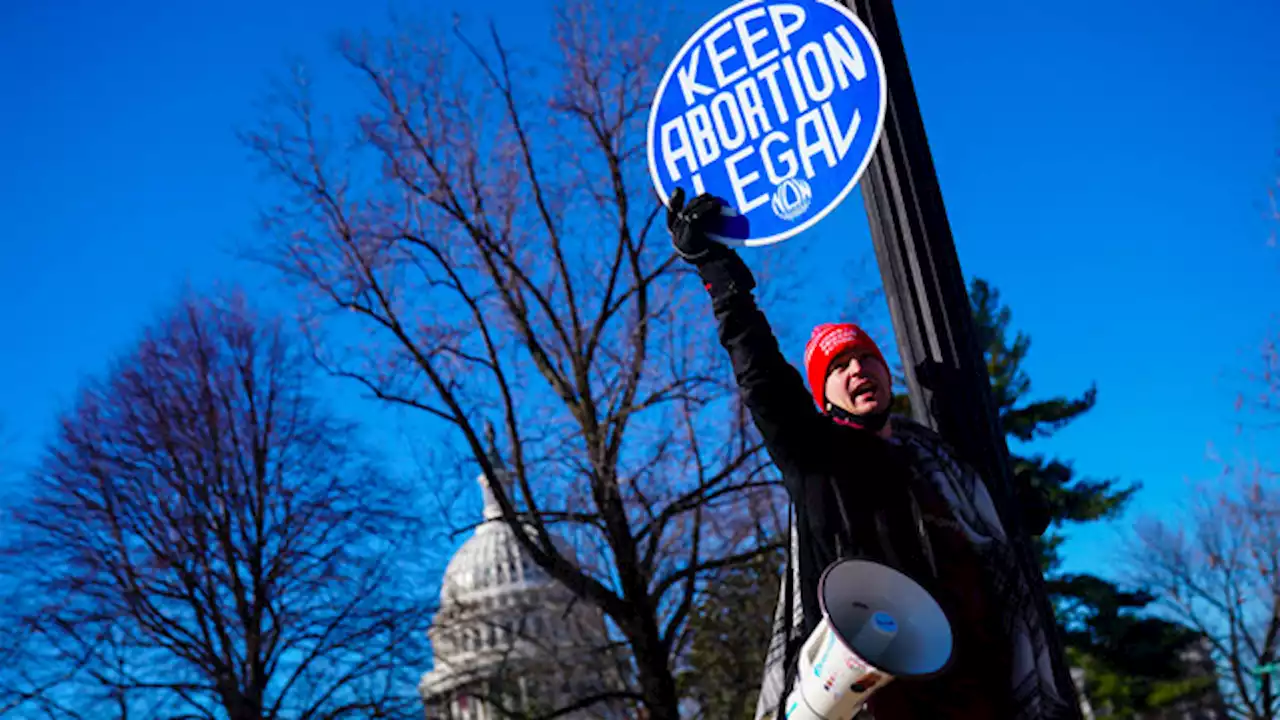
[240,1,801,717]
[1127,460,1280,720]
[0,291,432,720]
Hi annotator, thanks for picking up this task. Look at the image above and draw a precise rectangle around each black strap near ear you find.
[828,402,890,434]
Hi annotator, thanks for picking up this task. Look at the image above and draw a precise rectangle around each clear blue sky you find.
[1,0,1277,581]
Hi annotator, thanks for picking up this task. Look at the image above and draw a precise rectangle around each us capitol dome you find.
[419,461,631,719]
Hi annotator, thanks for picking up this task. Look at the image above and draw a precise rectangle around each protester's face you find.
[824,348,892,416]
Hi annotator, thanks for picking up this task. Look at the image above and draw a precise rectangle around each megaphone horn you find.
[782,559,954,720]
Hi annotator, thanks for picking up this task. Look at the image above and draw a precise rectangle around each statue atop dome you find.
[479,420,504,522]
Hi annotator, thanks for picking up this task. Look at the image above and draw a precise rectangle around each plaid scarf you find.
[752,420,1075,720]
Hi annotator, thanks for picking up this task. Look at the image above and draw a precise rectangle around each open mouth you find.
[849,380,877,400]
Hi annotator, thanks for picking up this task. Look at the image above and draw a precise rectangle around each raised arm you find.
[667,189,826,474]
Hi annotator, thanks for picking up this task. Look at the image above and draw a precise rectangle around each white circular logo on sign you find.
[646,0,887,247]
[771,177,812,220]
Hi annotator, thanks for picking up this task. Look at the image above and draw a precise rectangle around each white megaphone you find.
[782,559,954,720]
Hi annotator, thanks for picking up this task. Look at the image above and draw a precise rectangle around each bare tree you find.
[1235,332,1279,432]
[243,1,793,716]
[1127,452,1279,720]
[0,291,432,720]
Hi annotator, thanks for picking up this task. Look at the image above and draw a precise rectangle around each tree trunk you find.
[629,618,680,720]
[635,661,679,720]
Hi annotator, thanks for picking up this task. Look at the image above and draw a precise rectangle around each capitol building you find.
[419,467,632,719]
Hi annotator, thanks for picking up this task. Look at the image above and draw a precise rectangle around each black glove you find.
[666,187,728,264]
[664,188,756,301]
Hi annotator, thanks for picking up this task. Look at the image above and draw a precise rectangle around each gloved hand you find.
[666,187,726,263]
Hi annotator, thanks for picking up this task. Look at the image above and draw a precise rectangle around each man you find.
[666,189,1075,719]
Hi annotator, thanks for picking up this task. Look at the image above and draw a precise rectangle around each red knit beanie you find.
[803,323,889,409]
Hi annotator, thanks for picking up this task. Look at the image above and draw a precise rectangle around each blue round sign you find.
[647,0,887,246]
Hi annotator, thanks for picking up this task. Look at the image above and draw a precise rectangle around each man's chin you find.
[850,400,885,417]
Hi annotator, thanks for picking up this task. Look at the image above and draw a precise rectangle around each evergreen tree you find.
[966,278,1204,716]
[1053,576,1212,717]
[967,278,1135,573]
[677,545,786,719]
[888,278,1134,568]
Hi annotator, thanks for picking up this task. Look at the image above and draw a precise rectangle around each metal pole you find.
[843,0,1082,714]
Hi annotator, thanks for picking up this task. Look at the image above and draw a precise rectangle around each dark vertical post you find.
[844,0,1082,714]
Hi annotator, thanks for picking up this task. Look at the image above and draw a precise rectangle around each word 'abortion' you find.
[658,4,872,213]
